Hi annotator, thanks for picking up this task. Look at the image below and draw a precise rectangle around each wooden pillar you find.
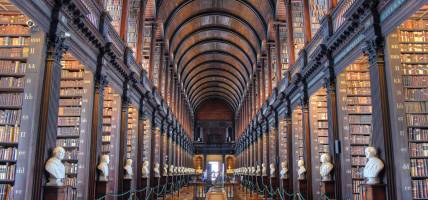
[119,0,129,41]
[275,25,283,84]
[285,0,295,65]
[117,78,130,195]
[364,7,395,197]
[325,60,342,199]
[329,0,337,11]
[136,0,147,64]
[285,98,294,193]
[164,65,169,100]
[302,0,312,43]
[33,2,67,199]
[157,44,164,93]
[148,23,156,81]
[136,100,147,198]
[267,45,273,96]
[300,81,312,200]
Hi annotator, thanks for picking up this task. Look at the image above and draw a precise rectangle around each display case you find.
[102,86,121,194]
[386,5,428,199]
[337,57,372,200]
[292,106,304,188]
[309,87,329,199]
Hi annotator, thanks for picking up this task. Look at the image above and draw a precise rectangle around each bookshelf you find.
[142,117,151,169]
[278,20,289,79]
[126,0,140,57]
[262,129,268,176]
[269,121,276,176]
[103,0,123,34]
[337,57,372,200]
[386,6,428,199]
[0,4,46,198]
[142,23,152,73]
[127,106,138,186]
[102,86,121,193]
[152,44,160,88]
[154,127,161,168]
[292,106,303,188]
[279,118,289,179]
[309,0,328,38]
[270,44,278,88]
[291,1,305,57]
[309,88,329,199]
[55,53,93,199]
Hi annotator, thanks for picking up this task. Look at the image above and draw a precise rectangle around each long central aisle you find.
[206,187,227,200]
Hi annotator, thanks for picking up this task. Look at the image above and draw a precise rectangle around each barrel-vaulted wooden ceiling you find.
[154,0,283,113]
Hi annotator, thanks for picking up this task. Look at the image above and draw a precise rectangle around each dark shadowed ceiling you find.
[156,0,280,113]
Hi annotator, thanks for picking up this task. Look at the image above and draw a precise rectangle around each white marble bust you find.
[297,160,306,180]
[251,166,256,175]
[261,163,267,176]
[280,161,288,179]
[154,162,160,177]
[124,159,133,179]
[169,165,174,176]
[45,146,66,186]
[142,160,149,178]
[320,154,334,181]
[363,146,384,184]
[98,154,110,182]
[163,164,168,176]
[256,165,261,176]
[270,163,275,177]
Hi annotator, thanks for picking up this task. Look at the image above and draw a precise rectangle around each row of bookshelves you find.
[0,164,14,181]
[56,138,79,148]
[0,93,21,106]
[0,126,18,144]
[412,179,428,199]
[0,110,19,125]
[0,184,12,200]
[0,37,28,46]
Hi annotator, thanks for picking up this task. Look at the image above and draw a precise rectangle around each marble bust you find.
[163,164,168,176]
[124,159,133,179]
[154,162,160,177]
[363,146,384,184]
[169,165,174,176]
[45,146,66,186]
[256,165,261,176]
[297,160,306,180]
[320,154,334,181]
[142,160,149,178]
[261,163,267,176]
[280,161,288,179]
[97,154,110,182]
[251,166,256,175]
[269,163,275,177]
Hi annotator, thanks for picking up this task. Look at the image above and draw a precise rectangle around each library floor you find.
[165,185,263,200]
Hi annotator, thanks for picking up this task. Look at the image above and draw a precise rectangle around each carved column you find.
[303,0,312,43]
[34,1,68,198]
[325,63,342,199]
[285,0,296,65]
[363,2,393,198]
[118,78,130,196]
[285,98,294,193]
[136,98,147,199]
[300,81,312,200]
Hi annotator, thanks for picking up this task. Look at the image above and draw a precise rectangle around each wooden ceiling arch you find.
[156,0,275,112]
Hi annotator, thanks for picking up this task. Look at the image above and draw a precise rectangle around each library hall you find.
[0,0,426,199]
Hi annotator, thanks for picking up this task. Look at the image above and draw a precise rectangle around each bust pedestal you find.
[298,179,308,200]
[44,186,73,200]
[364,184,386,200]
[96,181,108,199]
[123,178,132,199]
[138,177,149,199]
[321,181,335,199]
